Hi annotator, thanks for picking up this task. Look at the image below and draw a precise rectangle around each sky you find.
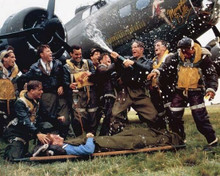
[0,0,219,103]
[0,0,97,27]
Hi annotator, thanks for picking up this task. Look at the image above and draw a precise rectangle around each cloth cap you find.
[90,48,102,56]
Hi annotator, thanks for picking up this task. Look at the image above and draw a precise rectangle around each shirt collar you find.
[40,59,53,68]
[71,59,83,67]
[24,92,39,106]
[40,59,53,72]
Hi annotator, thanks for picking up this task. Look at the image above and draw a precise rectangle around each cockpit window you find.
[82,8,90,20]
[96,0,107,8]
[91,5,99,14]
[90,0,107,15]
[119,5,131,18]
[136,0,150,10]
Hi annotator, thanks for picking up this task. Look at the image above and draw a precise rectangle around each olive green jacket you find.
[65,128,183,151]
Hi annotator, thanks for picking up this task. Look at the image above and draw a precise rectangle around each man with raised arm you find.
[109,40,160,135]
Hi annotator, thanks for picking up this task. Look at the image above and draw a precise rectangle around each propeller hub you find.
[43,18,61,34]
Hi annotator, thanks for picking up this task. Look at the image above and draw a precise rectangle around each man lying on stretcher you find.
[32,128,184,157]
[33,133,95,157]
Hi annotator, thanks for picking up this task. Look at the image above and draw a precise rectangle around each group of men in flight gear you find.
[0,36,219,161]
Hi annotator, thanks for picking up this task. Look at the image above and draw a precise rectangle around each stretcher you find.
[13,144,186,162]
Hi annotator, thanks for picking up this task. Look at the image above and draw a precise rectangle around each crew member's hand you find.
[23,83,28,90]
[57,86,64,96]
[205,91,215,101]
[77,72,91,85]
[70,82,78,90]
[37,133,50,144]
[110,52,119,60]
[117,78,123,85]
[57,116,65,123]
[147,72,158,80]
[81,72,91,79]
[86,133,94,138]
[123,59,134,68]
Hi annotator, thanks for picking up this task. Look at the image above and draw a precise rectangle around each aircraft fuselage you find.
[65,0,219,58]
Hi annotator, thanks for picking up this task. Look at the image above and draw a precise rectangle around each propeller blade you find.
[54,32,71,52]
[0,27,43,39]
[47,0,55,19]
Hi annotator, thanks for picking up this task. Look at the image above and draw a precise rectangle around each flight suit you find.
[109,55,158,135]
[95,63,118,136]
[150,50,176,129]
[157,45,218,142]
[63,58,98,136]
[0,62,20,136]
[3,92,54,161]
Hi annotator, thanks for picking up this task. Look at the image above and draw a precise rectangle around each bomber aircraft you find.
[0,0,219,72]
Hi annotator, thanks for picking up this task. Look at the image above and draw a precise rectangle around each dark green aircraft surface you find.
[0,0,219,71]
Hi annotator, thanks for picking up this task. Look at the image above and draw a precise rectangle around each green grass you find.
[0,105,219,176]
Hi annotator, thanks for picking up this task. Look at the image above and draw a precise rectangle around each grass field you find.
[0,105,219,176]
